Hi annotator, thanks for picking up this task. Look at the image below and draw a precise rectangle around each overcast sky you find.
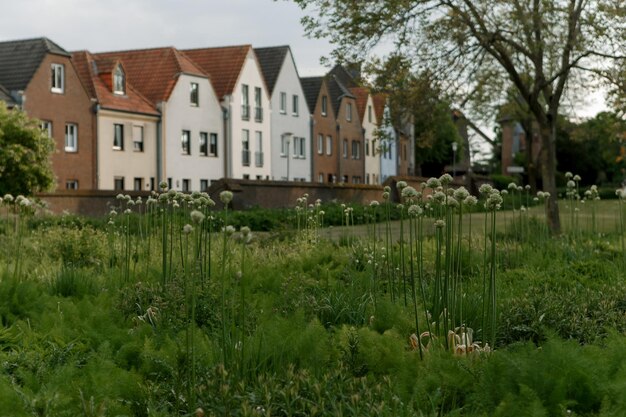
[0,0,335,76]
[0,0,607,125]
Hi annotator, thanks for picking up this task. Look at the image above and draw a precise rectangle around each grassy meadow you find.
[0,178,625,416]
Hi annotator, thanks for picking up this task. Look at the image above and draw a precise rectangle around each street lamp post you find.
[451,141,458,178]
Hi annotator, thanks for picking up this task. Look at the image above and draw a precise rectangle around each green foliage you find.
[0,102,55,196]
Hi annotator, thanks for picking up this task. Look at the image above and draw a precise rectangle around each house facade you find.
[72,51,160,191]
[255,46,310,182]
[378,100,398,183]
[96,47,225,192]
[0,38,96,190]
[352,87,380,185]
[184,45,272,181]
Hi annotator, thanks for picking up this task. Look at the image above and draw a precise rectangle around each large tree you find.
[292,0,626,233]
[0,102,55,196]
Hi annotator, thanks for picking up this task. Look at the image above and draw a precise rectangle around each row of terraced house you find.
[0,37,415,192]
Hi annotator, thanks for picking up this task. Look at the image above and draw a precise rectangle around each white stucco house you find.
[96,47,225,192]
[255,46,311,182]
[184,45,272,181]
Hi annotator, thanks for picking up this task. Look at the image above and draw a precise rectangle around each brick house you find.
[0,37,96,190]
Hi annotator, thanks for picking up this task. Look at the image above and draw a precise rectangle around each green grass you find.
[0,192,625,416]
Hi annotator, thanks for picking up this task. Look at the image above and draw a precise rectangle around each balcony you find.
[241,105,250,120]
[255,151,264,167]
[255,106,263,122]
[242,149,250,166]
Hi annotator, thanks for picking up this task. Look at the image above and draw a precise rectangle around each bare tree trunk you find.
[521,119,537,193]
[540,122,561,234]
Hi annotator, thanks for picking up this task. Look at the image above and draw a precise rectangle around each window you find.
[255,131,263,167]
[65,123,77,152]
[343,139,348,158]
[292,94,299,116]
[40,121,52,138]
[209,133,218,156]
[190,82,199,106]
[326,136,332,156]
[346,103,353,121]
[317,134,323,154]
[254,87,263,122]
[242,129,250,166]
[181,130,191,155]
[241,84,250,120]
[134,177,143,191]
[133,126,144,152]
[243,174,250,180]
[114,177,125,190]
[65,180,78,190]
[366,174,370,184]
[51,64,64,93]
[113,124,124,150]
[281,135,289,156]
[368,105,372,123]
[352,140,360,159]
[167,177,172,190]
[318,173,324,183]
[280,92,287,114]
[200,179,209,192]
[342,175,348,183]
[321,95,328,116]
[113,65,125,95]
[403,144,407,161]
[199,132,208,156]
[294,137,305,158]
[182,179,190,192]
[365,139,369,156]
[328,173,334,183]
[150,177,155,190]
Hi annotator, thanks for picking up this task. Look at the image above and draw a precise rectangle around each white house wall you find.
[97,109,159,190]
[379,104,397,183]
[163,74,224,190]
[362,95,380,185]
[270,50,310,182]
[226,49,272,180]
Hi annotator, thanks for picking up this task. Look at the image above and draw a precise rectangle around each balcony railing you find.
[242,149,250,166]
[241,105,250,120]
[255,106,263,122]
[255,151,264,167]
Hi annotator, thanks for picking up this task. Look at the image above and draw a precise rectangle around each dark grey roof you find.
[254,46,289,95]
[0,37,70,91]
[329,64,359,88]
[0,84,15,106]
[300,76,323,115]
[327,74,354,116]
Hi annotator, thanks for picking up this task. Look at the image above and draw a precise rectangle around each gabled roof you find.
[72,50,159,116]
[94,47,207,103]
[254,46,289,95]
[349,87,370,123]
[329,64,359,89]
[0,84,15,106]
[372,93,387,126]
[300,76,323,115]
[327,74,355,117]
[0,37,70,91]
[183,45,251,99]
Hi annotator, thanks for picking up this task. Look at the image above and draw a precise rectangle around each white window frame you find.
[190,82,199,106]
[292,94,299,116]
[113,123,124,150]
[209,133,218,157]
[181,130,191,155]
[326,136,332,156]
[280,92,287,114]
[41,121,52,138]
[199,132,208,156]
[346,103,352,121]
[113,65,125,95]
[321,95,328,116]
[65,123,77,152]
[317,134,323,154]
[51,64,64,94]
[133,126,144,152]
[65,180,78,190]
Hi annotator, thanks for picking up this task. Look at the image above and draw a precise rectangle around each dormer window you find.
[190,82,199,106]
[51,64,64,93]
[113,65,125,95]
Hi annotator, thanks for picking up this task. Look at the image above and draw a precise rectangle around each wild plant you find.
[483,188,503,350]
[12,195,33,280]
[382,186,394,302]
[585,185,600,235]
[218,190,234,368]
[618,188,625,266]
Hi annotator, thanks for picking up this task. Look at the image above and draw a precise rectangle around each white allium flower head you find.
[382,191,390,200]
[401,186,418,200]
[507,182,517,190]
[573,175,581,181]
[124,208,132,214]
[453,187,469,201]
[116,193,125,200]
[370,200,379,207]
[3,194,13,203]
[426,177,441,189]
[183,224,194,234]
[567,180,575,189]
[190,210,205,224]
[434,219,445,228]
[479,184,493,195]
[396,180,408,190]
[384,185,391,193]
[159,181,168,190]
[240,226,251,236]
[433,191,446,204]
[439,173,453,185]
[447,197,459,208]
[408,204,423,217]
[220,190,233,204]
[224,225,236,235]
[565,172,573,179]
[464,195,478,206]
[525,185,531,190]
[500,189,509,196]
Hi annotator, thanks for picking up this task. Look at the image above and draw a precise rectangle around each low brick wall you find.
[36,175,493,216]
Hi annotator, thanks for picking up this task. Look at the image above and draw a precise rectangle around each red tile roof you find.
[72,50,159,116]
[350,87,370,123]
[94,47,207,103]
[182,45,251,99]
[372,93,387,126]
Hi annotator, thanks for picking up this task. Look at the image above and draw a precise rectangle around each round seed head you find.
[220,190,233,204]
[453,187,469,201]
[183,224,194,234]
[426,177,441,189]
[565,172,573,179]
[190,210,205,223]
[396,180,408,190]
[479,184,493,195]
[439,173,453,185]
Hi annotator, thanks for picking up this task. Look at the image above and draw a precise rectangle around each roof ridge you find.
[184,44,252,52]
[94,45,177,55]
